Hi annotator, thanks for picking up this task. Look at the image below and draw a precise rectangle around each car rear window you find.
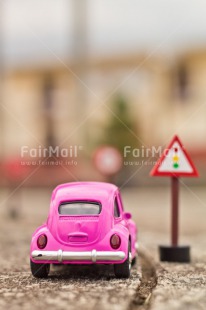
[58,202,101,215]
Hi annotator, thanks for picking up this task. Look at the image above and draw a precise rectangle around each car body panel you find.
[30,182,138,265]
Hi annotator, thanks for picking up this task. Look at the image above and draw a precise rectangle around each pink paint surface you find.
[30,182,138,264]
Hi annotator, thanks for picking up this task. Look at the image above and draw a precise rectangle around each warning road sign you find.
[150,135,199,262]
[150,135,199,177]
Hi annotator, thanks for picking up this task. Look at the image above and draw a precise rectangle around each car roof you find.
[52,182,118,205]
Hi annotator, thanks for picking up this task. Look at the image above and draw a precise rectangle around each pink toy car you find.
[30,182,138,278]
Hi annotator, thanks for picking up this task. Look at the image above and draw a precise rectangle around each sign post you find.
[171,176,179,247]
[150,135,199,262]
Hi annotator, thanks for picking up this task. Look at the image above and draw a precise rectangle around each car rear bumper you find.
[31,249,126,263]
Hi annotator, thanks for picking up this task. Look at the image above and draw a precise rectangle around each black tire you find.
[30,260,50,278]
[114,241,132,278]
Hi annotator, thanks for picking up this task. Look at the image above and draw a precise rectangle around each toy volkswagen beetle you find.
[30,182,138,278]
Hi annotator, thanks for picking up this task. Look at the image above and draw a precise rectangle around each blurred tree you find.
[102,95,139,154]
[42,75,56,150]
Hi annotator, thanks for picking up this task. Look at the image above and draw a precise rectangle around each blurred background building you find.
[0,0,206,187]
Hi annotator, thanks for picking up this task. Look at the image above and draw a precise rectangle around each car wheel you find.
[114,241,132,278]
[30,259,50,278]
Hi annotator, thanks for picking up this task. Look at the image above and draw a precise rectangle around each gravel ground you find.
[151,261,206,310]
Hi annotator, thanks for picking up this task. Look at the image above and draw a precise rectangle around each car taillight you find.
[37,234,47,249]
[110,234,121,249]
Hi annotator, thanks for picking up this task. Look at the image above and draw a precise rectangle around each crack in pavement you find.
[129,252,158,310]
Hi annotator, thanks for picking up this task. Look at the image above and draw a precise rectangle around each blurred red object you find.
[3,158,27,182]
[93,146,123,176]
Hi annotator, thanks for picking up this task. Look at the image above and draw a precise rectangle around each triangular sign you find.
[150,135,199,177]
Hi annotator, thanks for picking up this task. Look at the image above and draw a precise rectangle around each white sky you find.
[2,0,206,66]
